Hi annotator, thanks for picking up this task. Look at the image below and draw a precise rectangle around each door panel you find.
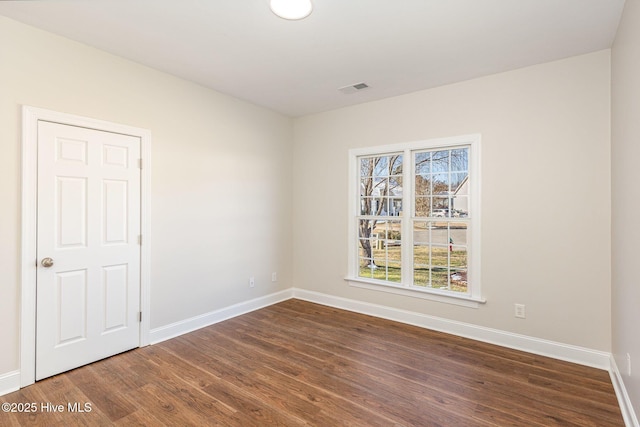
[56,269,87,345]
[36,121,141,381]
[103,179,128,244]
[56,176,88,248]
[102,264,129,332]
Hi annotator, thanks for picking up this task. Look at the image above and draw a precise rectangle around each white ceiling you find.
[0,0,625,117]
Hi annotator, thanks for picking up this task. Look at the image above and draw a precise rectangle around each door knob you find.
[41,257,54,268]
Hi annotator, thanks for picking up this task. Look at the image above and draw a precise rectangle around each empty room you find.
[0,0,638,425]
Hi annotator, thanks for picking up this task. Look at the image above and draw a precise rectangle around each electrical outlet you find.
[272,272,277,282]
[627,353,632,376]
[249,277,255,288]
[514,303,526,319]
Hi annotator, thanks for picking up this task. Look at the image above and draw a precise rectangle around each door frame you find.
[20,106,152,387]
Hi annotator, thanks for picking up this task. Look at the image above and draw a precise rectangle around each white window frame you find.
[346,134,484,308]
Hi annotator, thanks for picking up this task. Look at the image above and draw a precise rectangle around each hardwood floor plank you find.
[207,318,501,426]
[112,408,167,427]
[235,305,582,424]
[0,375,111,427]
[0,299,625,426]
[238,302,619,425]
[125,347,244,424]
[132,383,227,427]
[262,301,623,423]
[168,328,402,426]
[25,375,113,427]
[165,340,323,417]
[228,307,584,426]
[66,364,137,422]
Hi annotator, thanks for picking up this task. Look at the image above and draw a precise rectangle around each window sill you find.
[345,276,486,308]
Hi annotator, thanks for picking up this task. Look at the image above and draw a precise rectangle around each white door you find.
[36,121,141,381]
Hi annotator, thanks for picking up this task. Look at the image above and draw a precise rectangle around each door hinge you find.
[138,311,142,322]
[138,158,142,169]
[138,235,142,245]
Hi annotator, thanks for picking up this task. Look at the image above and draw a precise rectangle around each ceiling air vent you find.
[338,82,370,94]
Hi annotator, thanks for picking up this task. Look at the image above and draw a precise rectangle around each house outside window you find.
[347,134,483,307]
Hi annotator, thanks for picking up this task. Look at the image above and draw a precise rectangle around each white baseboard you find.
[0,370,20,397]
[291,288,611,370]
[149,289,294,344]
[610,355,640,427]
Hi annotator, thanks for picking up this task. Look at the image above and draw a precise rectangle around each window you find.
[347,135,483,306]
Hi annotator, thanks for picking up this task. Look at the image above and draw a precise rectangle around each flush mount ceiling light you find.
[270,0,313,20]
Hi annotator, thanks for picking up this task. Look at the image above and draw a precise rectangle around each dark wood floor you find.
[0,299,624,426]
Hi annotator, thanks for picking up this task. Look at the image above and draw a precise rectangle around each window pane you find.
[431,247,449,289]
[413,242,429,286]
[431,150,449,173]
[359,197,372,215]
[389,155,403,177]
[412,220,468,293]
[358,220,401,282]
[360,263,376,279]
[432,173,450,193]
[373,157,389,178]
[367,197,398,217]
[451,172,468,191]
[414,174,431,217]
[451,148,468,172]
[358,220,376,279]
[358,219,375,240]
[413,221,431,244]
[389,174,403,197]
[451,172,469,217]
[431,197,450,218]
[415,148,470,220]
[450,222,468,293]
[430,246,449,269]
[415,152,431,174]
[359,155,403,217]
[431,268,450,289]
[360,177,372,196]
[430,223,449,246]
[360,157,375,177]
[450,268,468,293]
[415,174,431,196]
[452,196,468,218]
[450,223,468,247]
[380,197,390,217]
[415,196,430,217]
[361,154,402,176]
[389,197,403,216]
[451,253,468,276]
[372,177,388,200]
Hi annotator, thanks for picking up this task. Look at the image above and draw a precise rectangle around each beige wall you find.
[612,0,640,414]
[0,17,293,376]
[293,50,612,351]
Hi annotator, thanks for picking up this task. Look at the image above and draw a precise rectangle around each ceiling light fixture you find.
[270,0,313,20]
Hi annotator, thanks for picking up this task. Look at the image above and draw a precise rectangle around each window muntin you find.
[414,148,469,219]
[358,219,402,283]
[357,154,403,283]
[349,135,480,303]
[413,221,468,292]
[359,154,403,216]
[413,147,469,292]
